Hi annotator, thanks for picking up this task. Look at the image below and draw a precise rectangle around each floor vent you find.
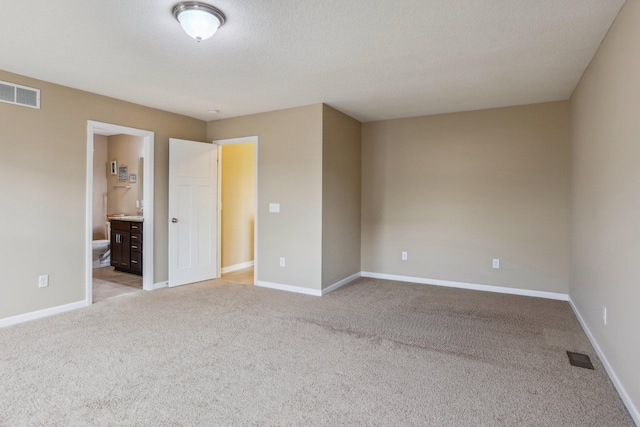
[567,351,594,370]
[0,80,40,109]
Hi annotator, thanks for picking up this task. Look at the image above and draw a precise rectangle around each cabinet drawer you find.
[110,220,130,231]
[130,222,143,232]
[130,242,142,253]
[131,232,142,243]
[130,251,142,273]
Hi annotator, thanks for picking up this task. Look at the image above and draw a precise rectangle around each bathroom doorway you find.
[214,136,258,286]
[85,121,155,305]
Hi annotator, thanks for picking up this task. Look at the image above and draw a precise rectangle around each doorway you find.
[214,136,258,286]
[85,121,155,305]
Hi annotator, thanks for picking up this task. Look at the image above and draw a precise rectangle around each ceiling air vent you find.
[0,80,40,109]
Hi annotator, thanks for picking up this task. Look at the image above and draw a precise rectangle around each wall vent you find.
[0,80,40,109]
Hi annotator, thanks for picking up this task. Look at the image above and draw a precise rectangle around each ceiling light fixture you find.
[172,2,226,42]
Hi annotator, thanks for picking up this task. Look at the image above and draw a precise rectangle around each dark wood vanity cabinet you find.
[129,221,143,274]
[110,220,143,275]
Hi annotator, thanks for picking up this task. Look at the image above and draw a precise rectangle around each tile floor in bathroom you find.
[92,266,254,303]
[93,267,142,303]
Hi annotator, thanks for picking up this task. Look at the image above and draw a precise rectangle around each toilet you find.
[92,222,111,268]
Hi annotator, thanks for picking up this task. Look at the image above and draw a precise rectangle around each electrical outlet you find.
[492,259,500,269]
[38,275,49,288]
[279,257,285,267]
[401,251,408,261]
[603,306,607,325]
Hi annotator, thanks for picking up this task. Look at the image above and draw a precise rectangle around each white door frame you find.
[85,121,155,305]
[213,136,258,286]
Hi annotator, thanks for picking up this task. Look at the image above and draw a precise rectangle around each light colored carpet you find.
[221,267,254,285]
[0,277,633,426]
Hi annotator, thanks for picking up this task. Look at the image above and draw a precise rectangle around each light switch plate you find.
[38,274,49,288]
[269,203,280,213]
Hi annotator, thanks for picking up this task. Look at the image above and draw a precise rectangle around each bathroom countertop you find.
[109,216,144,223]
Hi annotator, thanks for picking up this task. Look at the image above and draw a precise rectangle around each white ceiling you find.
[0,1,626,122]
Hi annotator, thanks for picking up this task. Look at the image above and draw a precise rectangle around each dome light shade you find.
[172,2,226,42]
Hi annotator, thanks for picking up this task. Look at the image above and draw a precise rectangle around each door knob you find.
[171,218,178,223]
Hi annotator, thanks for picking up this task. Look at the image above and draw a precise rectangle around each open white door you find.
[168,138,218,287]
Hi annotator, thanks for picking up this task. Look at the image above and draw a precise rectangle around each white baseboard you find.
[153,281,169,290]
[0,300,89,329]
[360,271,569,301]
[222,261,254,274]
[568,297,640,426]
[255,280,322,296]
[322,272,361,296]
[254,272,567,301]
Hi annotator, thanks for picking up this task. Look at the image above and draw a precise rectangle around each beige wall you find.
[570,0,640,416]
[106,134,143,216]
[0,69,206,320]
[221,143,255,269]
[362,102,571,293]
[92,135,108,239]
[321,105,362,288]
[208,104,324,290]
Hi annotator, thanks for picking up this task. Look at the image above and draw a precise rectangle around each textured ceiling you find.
[0,1,626,122]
